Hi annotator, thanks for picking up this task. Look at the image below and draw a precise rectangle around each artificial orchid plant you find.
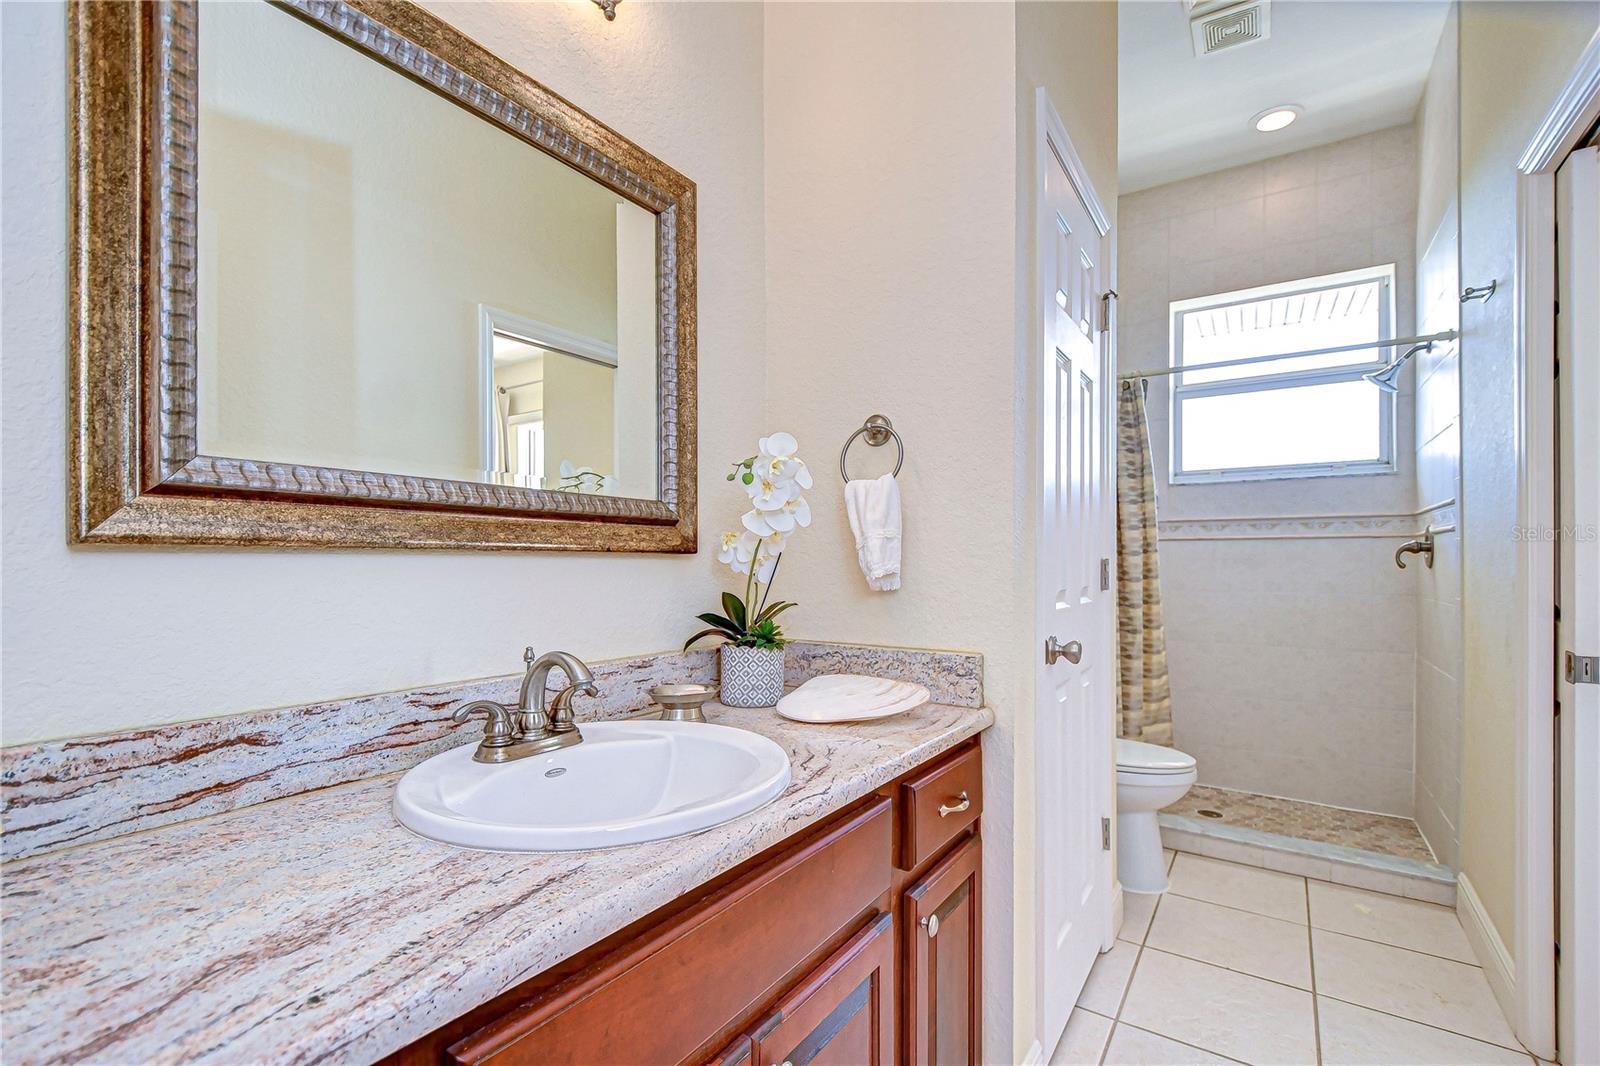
[684,432,813,651]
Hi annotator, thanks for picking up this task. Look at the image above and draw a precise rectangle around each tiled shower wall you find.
[1411,8,1463,869]
[1118,126,1422,817]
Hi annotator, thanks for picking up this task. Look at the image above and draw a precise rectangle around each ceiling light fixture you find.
[591,0,619,20]
[1252,106,1300,133]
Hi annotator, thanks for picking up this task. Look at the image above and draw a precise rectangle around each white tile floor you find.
[1051,850,1535,1065]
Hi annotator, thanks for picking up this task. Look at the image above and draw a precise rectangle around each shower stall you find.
[1113,13,1464,899]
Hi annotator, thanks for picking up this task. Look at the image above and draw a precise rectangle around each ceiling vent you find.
[1190,0,1270,58]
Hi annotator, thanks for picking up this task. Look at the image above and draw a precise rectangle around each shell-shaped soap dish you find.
[775,674,931,724]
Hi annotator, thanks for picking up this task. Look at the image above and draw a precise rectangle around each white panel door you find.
[1034,94,1115,1056]
[1555,145,1598,1066]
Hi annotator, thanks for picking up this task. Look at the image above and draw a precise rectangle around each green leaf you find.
[721,592,747,630]
[695,612,742,636]
[683,628,731,650]
[757,601,797,624]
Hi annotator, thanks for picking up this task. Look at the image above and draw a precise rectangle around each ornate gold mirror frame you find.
[69,0,696,551]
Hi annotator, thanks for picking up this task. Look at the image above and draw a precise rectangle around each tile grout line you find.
[1306,874,1324,1066]
[1309,921,1486,967]
[1110,876,1268,1066]
[1118,942,1526,1062]
[1111,1020,1254,1066]
[1098,885,1164,1066]
[1313,990,1536,1057]
[1162,886,1480,968]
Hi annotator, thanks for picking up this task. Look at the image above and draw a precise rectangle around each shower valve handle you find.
[1045,636,1082,665]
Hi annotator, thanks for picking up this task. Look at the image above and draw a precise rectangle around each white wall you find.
[761,3,1026,1056]
[197,1,636,484]
[1457,0,1600,957]
[1411,5,1463,869]
[1117,127,1421,816]
[761,6,1117,1060]
[0,0,767,747]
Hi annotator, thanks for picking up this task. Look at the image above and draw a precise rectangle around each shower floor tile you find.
[1168,785,1436,864]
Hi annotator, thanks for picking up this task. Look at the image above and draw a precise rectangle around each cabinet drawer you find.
[899,744,982,870]
[448,798,892,1065]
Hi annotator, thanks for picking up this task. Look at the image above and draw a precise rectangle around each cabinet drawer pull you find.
[937,792,970,818]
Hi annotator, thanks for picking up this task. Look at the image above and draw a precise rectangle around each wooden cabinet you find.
[748,912,895,1066]
[391,739,983,1066]
[904,836,982,1066]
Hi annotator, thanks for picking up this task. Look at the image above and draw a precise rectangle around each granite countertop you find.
[1,701,993,1065]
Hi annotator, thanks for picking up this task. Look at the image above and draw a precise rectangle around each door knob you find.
[1045,637,1082,665]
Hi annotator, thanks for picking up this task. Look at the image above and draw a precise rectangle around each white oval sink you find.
[393,720,792,851]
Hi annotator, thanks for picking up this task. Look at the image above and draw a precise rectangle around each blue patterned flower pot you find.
[719,645,785,708]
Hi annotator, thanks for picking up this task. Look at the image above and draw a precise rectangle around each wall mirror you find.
[71,0,697,551]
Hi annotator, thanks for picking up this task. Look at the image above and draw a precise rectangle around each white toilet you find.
[1115,738,1197,894]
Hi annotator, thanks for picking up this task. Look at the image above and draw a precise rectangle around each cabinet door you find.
[905,834,981,1066]
[748,912,894,1066]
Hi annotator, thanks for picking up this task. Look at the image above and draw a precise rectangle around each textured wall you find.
[1117,127,1421,816]
[761,4,1025,1056]
[0,0,767,746]
[1457,0,1600,954]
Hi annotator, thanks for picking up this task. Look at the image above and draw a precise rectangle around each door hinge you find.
[1099,290,1118,333]
[1566,652,1599,685]
[1100,557,1111,591]
[1101,817,1111,850]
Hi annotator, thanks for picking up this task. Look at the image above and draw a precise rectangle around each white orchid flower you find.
[717,529,759,567]
[756,431,814,490]
[744,470,795,512]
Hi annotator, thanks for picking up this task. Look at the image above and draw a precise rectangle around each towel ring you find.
[839,414,904,483]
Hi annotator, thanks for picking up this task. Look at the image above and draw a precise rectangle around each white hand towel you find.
[845,473,901,591]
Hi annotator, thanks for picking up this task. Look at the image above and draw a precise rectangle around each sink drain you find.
[1197,809,1223,819]
[544,767,567,778]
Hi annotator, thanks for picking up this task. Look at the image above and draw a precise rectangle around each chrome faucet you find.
[452,648,598,763]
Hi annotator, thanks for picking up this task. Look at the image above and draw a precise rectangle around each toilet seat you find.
[1116,738,1196,775]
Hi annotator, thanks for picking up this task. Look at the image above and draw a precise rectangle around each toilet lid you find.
[1116,738,1196,774]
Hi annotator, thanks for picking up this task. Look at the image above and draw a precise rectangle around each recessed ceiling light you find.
[1252,106,1301,133]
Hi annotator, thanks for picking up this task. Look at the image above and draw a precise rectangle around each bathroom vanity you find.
[0,690,990,1064]
[388,738,984,1065]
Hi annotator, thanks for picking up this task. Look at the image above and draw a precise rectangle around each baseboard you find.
[1109,884,1125,951]
[1457,872,1518,1028]
[1020,1037,1046,1065]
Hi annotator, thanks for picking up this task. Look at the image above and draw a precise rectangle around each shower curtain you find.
[1116,380,1174,746]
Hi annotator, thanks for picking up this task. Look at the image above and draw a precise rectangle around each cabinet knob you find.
[921,913,940,938]
[937,791,971,818]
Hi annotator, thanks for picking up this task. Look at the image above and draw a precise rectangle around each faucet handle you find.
[523,646,538,665]
[452,700,516,748]
[547,682,598,733]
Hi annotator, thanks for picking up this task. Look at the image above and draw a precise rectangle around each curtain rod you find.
[1117,329,1459,381]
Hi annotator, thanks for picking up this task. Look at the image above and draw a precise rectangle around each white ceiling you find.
[1119,0,1451,193]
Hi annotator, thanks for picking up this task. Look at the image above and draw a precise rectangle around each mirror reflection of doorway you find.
[479,307,622,494]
